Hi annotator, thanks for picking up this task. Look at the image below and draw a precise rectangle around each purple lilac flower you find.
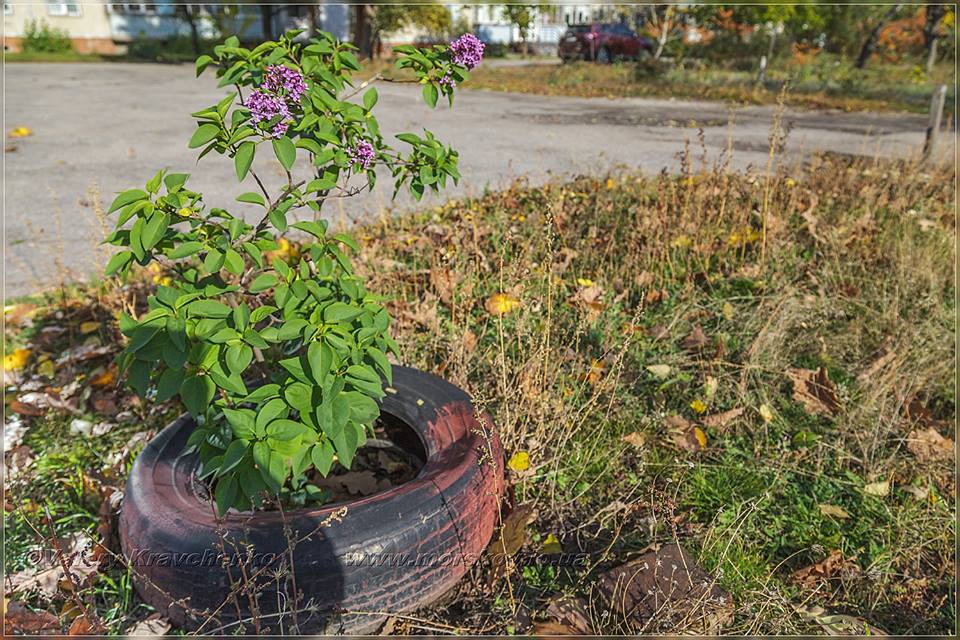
[263,65,307,103]
[438,71,457,89]
[244,90,290,125]
[348,141,375,169]
[449,33,485,70]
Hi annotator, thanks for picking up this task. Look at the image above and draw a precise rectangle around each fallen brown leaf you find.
[791,549,857,588]
[621,432,646,448]
[494,503,535,557]
[596,543,732,633]
[681,325,710,352]
[672,426,707,453]
[429,267,460,305]
[786,367,840,417]
[4,602,60,634]
[701,407,744,430]
[125,613,172,636]
[537,595,592,634]
[10,401,44,416]
[906,427,954,463]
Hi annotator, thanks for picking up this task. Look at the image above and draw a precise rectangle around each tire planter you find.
[119,366,504,634]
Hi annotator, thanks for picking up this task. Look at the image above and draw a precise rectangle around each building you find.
[4,1,115,53]
[3,0,350,54]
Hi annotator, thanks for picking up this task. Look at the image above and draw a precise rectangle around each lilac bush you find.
[103,30,484,515]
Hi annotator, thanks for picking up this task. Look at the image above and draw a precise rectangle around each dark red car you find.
[558,23,654,63]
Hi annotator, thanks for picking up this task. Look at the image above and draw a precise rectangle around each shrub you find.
[104,30,484,515]
[21,19,72,54]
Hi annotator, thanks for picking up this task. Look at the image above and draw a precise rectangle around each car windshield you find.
[567,25,593,33]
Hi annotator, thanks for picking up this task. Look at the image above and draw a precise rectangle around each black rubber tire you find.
[118,366,504,634]
[596,46,611,64]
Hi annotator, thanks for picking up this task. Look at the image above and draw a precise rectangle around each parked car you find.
[558,23,653,63]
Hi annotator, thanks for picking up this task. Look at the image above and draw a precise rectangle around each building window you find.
[109,3,159,15]
[47,1,81,17]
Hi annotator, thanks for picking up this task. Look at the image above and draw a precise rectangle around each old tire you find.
[118,366,504,634]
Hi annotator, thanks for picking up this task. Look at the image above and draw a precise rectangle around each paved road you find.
[3,62,948,298]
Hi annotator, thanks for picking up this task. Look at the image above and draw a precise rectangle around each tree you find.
[923,2,948,72]
[647,5,676,60]
[855,4,904,68]
[501,5,538,56]
[353,3,452,59]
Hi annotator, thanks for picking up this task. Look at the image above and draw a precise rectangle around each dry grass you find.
[3,149,955,634]
[466,59,956,115]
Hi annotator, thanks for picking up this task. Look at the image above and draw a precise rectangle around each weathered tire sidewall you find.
[119,366,504,634]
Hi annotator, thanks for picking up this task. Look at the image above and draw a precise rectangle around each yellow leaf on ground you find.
[576,277,594,287]
[541,533,562,554]
[759,404,774,423]
[690,399,707,414]
[722,301,734,320]
[3,348,31,372]
[8,127,32,138]
[80,321,100,334]
[819,504,850,519]
[507,451,530,472]
[89,365,117,388]
[863,480,890,497]
[484,292,521,316]
[37,359,55,379]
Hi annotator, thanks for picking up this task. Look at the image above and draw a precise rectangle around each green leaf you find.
[363,87,378,111]
[165,315,187,351]
[253,442,278,491]
[284,381,314,413]
[256,398,288,433]
[155,367,184,403]
[189,123,220,149]
[324,302,362,324]
[307,341,332,385]
[279,356,310,384]
[422,83,439,108]
[249,273,278,293]
[168,241,204,259]
[266,419,306,441]
[223,248,245,275]
[108,189,149,214]
[234,141,256,181]
[223,407,256,440]
[291,220,328,239]
[226,343,253,375]
[105,251,133,276]
[306,177,337,192]
[332,422,360,469]
[214,475,237,516]
[141,212,169,250]
[188,300,232,318]
[330,232,360,253]
[245,384,280,404]
[311,441,335,476]
[272,136,296,171]
[195,54,214,76]
[344,391,380,424]
[181,375,215,417]
[220,439,248,475]
[236,191,265,206]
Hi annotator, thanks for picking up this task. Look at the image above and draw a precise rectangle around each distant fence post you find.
[756,54,767,85]
[922,84,947,161]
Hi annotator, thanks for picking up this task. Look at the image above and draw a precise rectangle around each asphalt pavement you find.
[3,62,948,297]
